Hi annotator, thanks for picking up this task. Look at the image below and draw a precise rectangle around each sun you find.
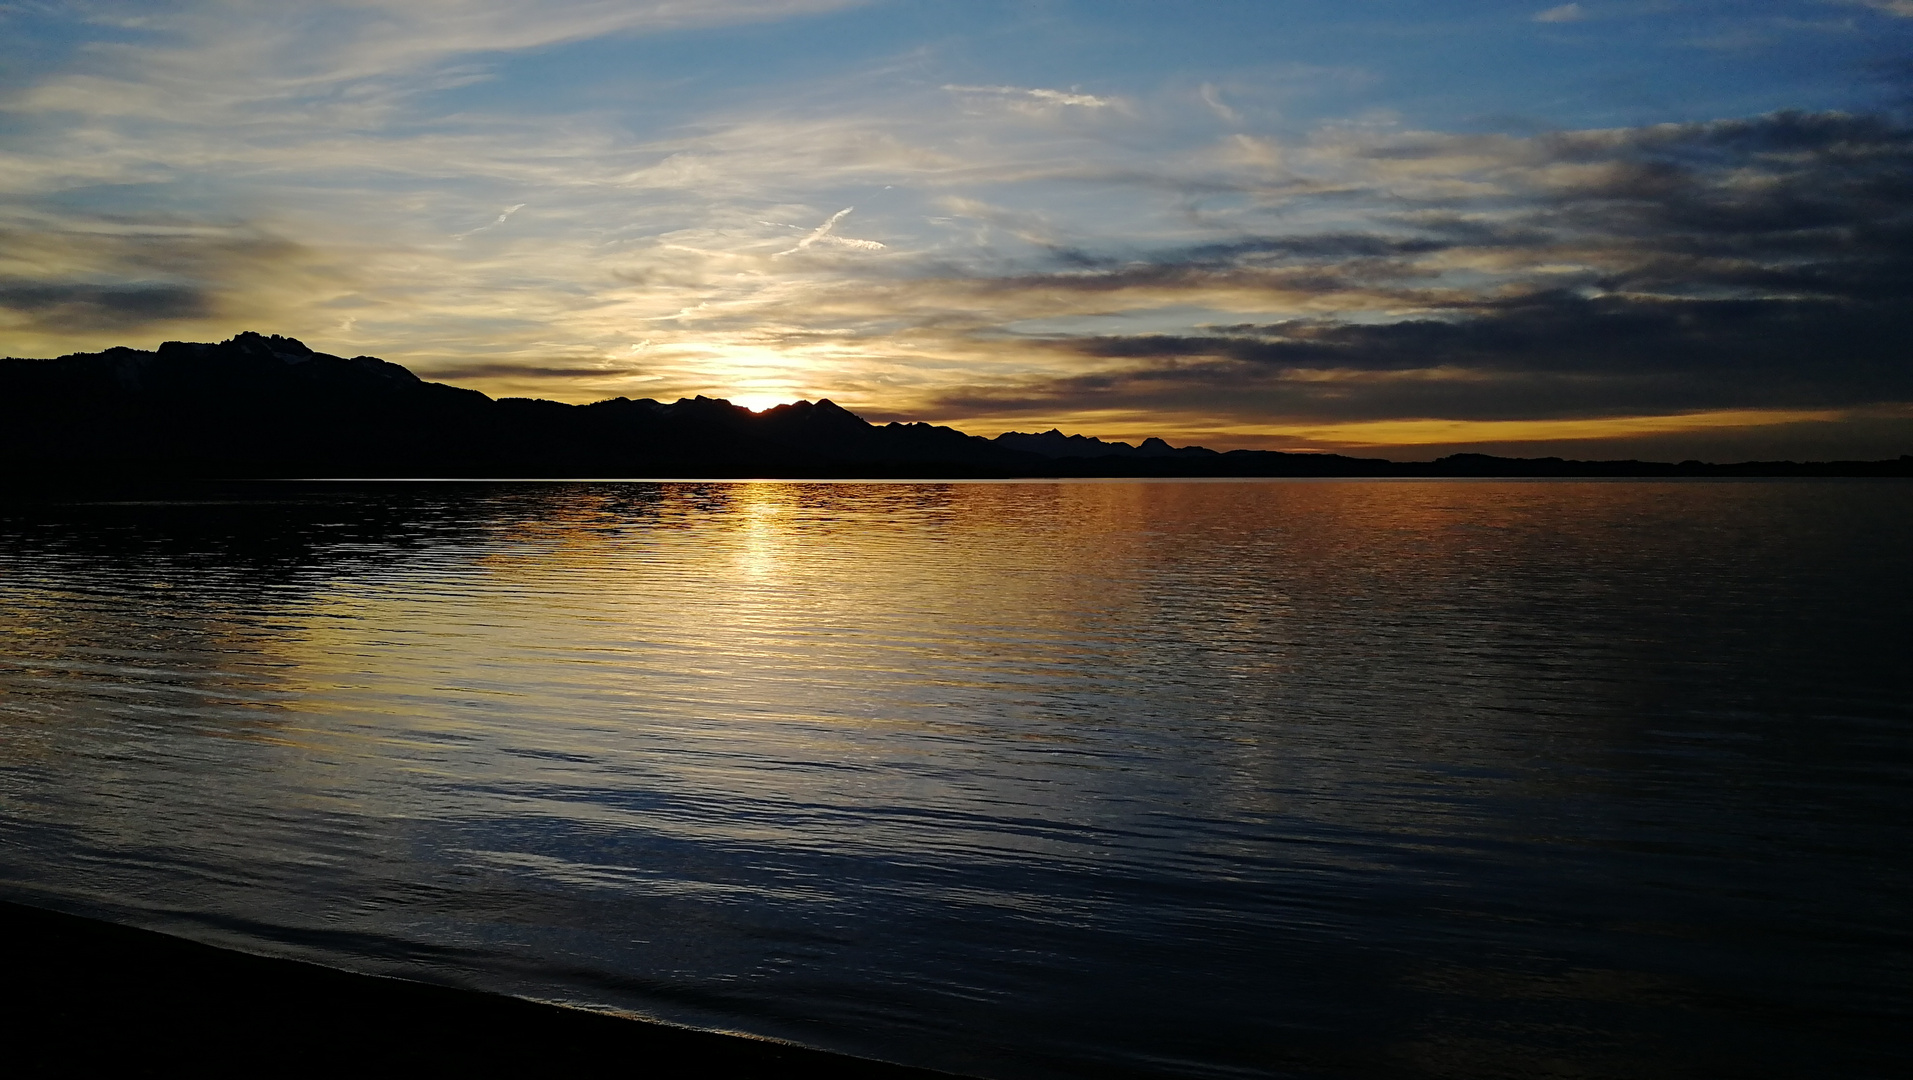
[728,394,795,413]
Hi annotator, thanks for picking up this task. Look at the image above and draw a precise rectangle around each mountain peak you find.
[226,331,314,358]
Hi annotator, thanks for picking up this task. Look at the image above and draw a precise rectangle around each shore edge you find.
[0,899,957,1077]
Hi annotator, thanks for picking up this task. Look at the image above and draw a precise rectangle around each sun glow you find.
[728,394,796,413]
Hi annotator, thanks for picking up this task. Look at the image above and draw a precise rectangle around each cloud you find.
[871,109,1913,443]
[0,281,212,333]
[1534,4,1587,23]
[14,1,872,121]
[1850,1,1913,16]
[954,288,1913,417]
[1023,89,1113,109]
[1199,84,1239,124]
[0,214,312,350]
[944,84,1117,112]
[421,362,627,381]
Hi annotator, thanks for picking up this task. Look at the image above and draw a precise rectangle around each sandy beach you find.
[0,900,954,1076]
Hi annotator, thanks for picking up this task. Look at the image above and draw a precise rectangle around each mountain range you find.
[3,333,1907,482]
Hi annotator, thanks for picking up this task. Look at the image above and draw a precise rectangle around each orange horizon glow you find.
[928,406,1875,455]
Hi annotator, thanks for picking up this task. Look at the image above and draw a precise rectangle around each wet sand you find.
[0,900,957,1076]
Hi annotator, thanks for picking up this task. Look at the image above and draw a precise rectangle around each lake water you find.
[0,480,1907,1078]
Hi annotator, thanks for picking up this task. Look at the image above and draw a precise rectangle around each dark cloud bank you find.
[930,110,1913,458]
[0,282,213,332]
[0,222,297,334]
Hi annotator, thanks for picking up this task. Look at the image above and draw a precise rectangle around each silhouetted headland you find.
[0,899,953,1076]
[4,333,1908,482]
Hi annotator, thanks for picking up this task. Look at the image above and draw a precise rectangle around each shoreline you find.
[1,471,1906,510]
[0,900,956,1076]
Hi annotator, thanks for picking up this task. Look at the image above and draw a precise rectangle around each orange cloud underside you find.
[950,408,1854,454]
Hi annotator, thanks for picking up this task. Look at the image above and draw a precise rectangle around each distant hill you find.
[2,333,1907,482]
[993,429,1218,460]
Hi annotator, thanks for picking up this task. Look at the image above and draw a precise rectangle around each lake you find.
[0,480,1907,1078]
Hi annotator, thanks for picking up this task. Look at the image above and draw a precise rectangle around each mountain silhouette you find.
[993,429,1218,460]
[2,333,1907,482]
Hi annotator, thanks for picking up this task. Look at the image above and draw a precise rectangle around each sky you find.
[3,0,1911,459]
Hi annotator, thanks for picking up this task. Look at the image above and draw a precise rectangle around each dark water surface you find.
[0,480,1907,1078]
